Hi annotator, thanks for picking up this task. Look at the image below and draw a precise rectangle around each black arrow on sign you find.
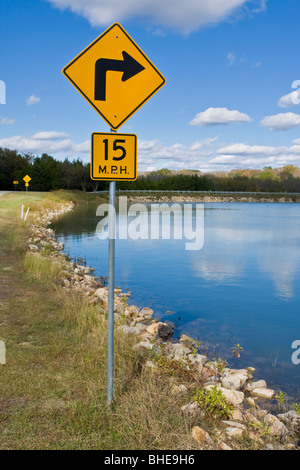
[95,51,145,101]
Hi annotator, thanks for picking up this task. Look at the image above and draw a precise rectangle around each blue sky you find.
[1,0,300,172]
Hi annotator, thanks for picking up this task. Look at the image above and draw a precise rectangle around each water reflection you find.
[189,211,300,300]
[191,258,242,283]
[259,250,300,299]
[52,202,300,398]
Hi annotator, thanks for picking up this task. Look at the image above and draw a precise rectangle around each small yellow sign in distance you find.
[13,181,18,185]
[23,175,31,183]
[91,133,137,181]
[63,23,166,130]
[25,183,29,187]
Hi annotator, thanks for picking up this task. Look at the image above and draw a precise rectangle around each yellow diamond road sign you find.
[23,175,31,183]
[91,133,137,181]
[63,23,166,130]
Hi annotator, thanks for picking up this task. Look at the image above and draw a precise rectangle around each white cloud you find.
[45,0,264,34]
[217,143,286,156]
[189,107,251,126]
[0,132,89,157]
[2,131,300,173]
[26,94,41,106]
[278,91,300,108]
[0,117,15,125]
[210,139,300,169]
[227,52,236,66]
[252,0,268,13]
[261,112,300,131]
[32,131,69,140]
[190,137,219,151]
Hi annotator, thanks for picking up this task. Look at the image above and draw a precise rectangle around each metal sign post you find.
[107,128,117,407]
[107,179,116,407]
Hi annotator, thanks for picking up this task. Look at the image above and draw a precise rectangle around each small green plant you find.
[193,386,233,421]
[249,420,271,438]
[214,357,228,378]
[292,403,300,414]
[153,353,195,381]
[41,244,56,256]
[232,343,244,358]
[275,391,287,412]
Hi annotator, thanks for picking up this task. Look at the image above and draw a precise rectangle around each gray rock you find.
[265,444,274,450]
[117,325,137,335]
[94,287,108,301]
[63,279,71,288]
[165,320,176,330]
[171,343,191,359]
[189,354,208,367]
[251,388,274,400]
[134,341,154,351]
[204,386,244,406]
[171,384,188,395]
[139,307,154,317]
[144,361,158,371]
[157,322,174,341]
[277,411,300,432]
[28,244,39,252]
[226,427,245,438]
[133,323,148,334]
[222,421,246,431]
[264,414,289,436]
[246,380,267,391]
[222,373,248,391]
[181,402,200,415]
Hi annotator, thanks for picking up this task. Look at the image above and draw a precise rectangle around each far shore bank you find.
[89,191,300,204]
[124,194,300,204]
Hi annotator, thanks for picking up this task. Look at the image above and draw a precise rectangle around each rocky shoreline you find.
[26,202,300,450]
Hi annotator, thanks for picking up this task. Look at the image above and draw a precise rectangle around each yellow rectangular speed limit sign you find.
[91,132,137,181]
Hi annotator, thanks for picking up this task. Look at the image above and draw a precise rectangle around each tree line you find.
[1,147,300,193]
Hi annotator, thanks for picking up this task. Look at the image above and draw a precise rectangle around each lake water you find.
[52,201,300,400]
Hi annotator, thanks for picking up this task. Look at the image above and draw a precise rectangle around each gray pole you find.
[107,129,117,407]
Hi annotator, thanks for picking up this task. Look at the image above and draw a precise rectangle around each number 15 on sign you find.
[91,133,137,181]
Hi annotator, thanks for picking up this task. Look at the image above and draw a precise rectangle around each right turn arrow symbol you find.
[95,51,145,101]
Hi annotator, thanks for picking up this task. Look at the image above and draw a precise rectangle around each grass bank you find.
[0,191,202,450]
